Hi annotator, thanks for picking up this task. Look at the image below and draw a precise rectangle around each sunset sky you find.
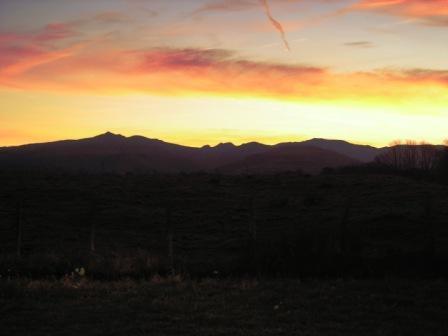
[1,0,448,147]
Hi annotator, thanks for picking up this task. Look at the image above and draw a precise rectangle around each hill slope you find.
[220,144,359,174]
[0,133,373,173]
[300,138,382,162]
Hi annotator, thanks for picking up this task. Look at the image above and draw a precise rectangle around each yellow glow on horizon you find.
[2,89,448,148]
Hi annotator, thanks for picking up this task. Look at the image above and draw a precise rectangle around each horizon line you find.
[3,131,445,149]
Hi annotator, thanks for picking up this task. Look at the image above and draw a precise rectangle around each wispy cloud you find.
[344,41,375,48]
[193,0,295,50]
[0,23,79,45]
[94,11,132,23]
[193,0,258,13]
[0,45,76,76]
[260,0,290,51]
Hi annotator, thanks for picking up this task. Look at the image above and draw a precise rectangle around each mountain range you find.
[0,132,385,174]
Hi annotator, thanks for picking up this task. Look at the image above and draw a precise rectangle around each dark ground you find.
[1,171,448,334]
[1,278,448,335]
[1,171,448,277]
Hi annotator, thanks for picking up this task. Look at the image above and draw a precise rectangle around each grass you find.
[1,172,448,277]
[2,172,448,334]
[1,277,448,335]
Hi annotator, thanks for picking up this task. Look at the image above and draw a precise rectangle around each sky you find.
[1,0,448,147]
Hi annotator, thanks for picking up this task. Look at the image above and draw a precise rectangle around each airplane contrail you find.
[260,0,290,51]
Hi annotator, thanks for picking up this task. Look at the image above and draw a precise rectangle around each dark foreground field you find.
[1,171,448,277]
[2,172,448,334]
[1,278,448,335]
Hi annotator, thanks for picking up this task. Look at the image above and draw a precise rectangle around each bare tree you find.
[377,139,440,172]
[419,142,438,172]
[403,140,418,170]
[390,140,403,169]
[438,139,448,177]
[376,140,403,169]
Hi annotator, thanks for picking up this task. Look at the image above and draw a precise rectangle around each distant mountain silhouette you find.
[0,132,381,173]
[220,144,360,174]
[299,138,381,162]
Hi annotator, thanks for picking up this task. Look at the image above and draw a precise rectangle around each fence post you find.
[166,206,174,275]
[249,197,258,273]
[339,196,352,255]
[89,201,98,253]
[250,198,257,243]
[423,196,435,259]
[90,221,96,253]
[16,201,23,258]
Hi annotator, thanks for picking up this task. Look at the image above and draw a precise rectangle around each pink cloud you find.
[1,46,447,110]
[34,23,78,42]
[351,0,448,26]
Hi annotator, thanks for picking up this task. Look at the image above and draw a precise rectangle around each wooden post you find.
[166,206,174,275]
[250,198,257,243]
[16,201,23,258]
[89,201,97,253]
[339,197,352,254]
[90,221,96,253]
[423,197,435,259]
[249,197,258,273]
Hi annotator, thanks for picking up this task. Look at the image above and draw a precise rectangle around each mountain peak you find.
[94,132,125,139]
[308,138,347,144]
[215,142,235,148]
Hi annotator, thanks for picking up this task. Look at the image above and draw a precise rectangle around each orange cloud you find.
[0,27,86,79]
[0,17,446,107]
[2,52,73,77]
[1,45,447,110]
[351,0,448,26]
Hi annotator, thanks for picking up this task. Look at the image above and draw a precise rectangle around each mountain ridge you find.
[0,132,384,174]
[0,132,381,151]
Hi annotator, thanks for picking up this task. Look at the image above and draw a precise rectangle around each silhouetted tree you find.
[376,140,403,169]
[436,139,448,181]
[403,140,418,170]
[376,139,440,173]
[419,141,438,172]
